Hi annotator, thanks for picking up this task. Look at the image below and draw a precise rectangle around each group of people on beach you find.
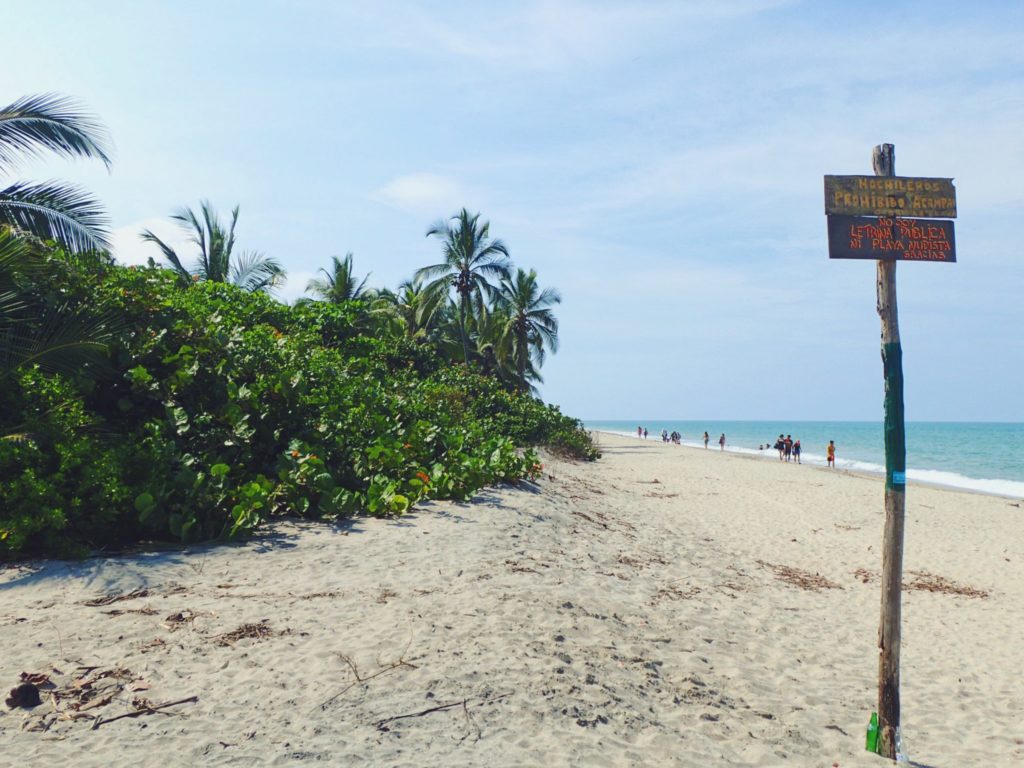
[636,425,836,467]
[759,435,837,467]
[660,429,682,444]
[771,434,802,463]
[638,427,724,450]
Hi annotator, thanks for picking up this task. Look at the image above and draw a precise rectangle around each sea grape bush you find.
[0,253,596,558]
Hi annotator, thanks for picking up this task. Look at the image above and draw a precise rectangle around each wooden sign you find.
[824,175,956,218]
[827,215,955,262]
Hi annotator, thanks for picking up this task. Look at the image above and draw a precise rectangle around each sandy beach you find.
[1,431,1021,766]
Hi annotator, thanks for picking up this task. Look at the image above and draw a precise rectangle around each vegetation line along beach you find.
[0,93,597,559]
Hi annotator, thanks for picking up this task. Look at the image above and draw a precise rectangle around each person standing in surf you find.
[703,431,709,449]
[827,440,836,468]
[719,433,726,451]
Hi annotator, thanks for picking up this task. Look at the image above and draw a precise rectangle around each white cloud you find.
[365,0,794,73]
[371,173,476,216]
[109,218,193,268]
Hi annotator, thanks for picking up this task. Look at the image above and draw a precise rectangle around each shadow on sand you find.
[0,517,366,594]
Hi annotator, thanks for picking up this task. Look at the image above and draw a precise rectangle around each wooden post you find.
[873,142,907,761]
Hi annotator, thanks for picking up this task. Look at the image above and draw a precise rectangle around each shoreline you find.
[1,432,1021,765]
[590,428,1024,501]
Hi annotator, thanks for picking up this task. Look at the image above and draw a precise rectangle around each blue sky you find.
[6,1,1023,421]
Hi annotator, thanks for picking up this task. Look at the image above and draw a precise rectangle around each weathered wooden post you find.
[873,142,905,760]
[823,148,957,761]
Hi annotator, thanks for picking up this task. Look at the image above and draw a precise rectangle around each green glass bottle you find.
[866,712,880,753]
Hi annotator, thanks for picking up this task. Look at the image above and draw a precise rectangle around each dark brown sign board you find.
[827,215,955,262]
[824,175,956,218]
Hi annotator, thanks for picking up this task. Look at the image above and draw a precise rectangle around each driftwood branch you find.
[91,695,198,729]
[375,699,467,731]
[374,692,513,732]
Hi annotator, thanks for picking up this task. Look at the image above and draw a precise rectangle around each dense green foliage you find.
[0,253,597,559]
[0,93,595,560]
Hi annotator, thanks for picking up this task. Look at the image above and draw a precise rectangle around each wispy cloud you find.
[362,0,793,73]
[371,173,478,216]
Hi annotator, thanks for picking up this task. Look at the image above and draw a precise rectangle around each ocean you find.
[584,420,1024,499]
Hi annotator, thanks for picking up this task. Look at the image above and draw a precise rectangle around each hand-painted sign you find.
[827,215,955,262]
[824,175,956,218]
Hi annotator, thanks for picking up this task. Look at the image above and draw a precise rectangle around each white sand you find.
[1,431,1021,766]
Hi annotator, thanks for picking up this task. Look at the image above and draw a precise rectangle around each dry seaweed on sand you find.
[756,560,842,591]
[212,620,288,646]
[5,664,192,733]
[905,570,989,598]
[851,568,989,597]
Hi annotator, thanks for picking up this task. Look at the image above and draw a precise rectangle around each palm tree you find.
[494,268,560,392]
[417,208,511,364]
[0,94,115,415]
[0,93,112,252]
[140,201,284,293]
[0,230,115,383]
[305,253,370,302]
[376,275,446,340]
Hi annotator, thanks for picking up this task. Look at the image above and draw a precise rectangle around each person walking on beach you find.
[643,427,648,440]
[827,440,836,468]
[718,433,726,450]
[784,435,793,463]
[703,431,709,449]
[638,426,642,439]
[775,434,785,461]
[793,439,801,464]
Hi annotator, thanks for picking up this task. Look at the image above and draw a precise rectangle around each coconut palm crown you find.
[305,253,371,302]
[494,267,560,392]
[416,208,511,364]
[0,93,112,252]
[140,201,284,293]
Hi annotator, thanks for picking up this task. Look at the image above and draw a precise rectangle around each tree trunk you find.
[458,293,471,365]
[517,324,527,392]
[874,142,906,761]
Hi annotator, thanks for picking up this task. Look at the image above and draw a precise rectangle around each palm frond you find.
[425,218,452,240]
[0,93,113,174]
[0,180,110,252]
[0,231,40,320]
[230,250,285,293]
[0,302,120,380]
[171,204,207,260]
[139,227,191,282]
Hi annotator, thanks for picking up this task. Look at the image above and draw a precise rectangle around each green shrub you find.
[0,256,594,559]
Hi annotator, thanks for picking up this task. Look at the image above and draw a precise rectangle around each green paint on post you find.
[882,341,906,489]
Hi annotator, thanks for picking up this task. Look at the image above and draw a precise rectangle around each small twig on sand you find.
[375,699,467,731]
[459,698,482,743]
[91,696,198,729]
[83,589,150,607]
[375,692,513,732]
[315,652,418,713]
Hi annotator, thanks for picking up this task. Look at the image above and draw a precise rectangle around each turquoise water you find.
[585,420,1024,498]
